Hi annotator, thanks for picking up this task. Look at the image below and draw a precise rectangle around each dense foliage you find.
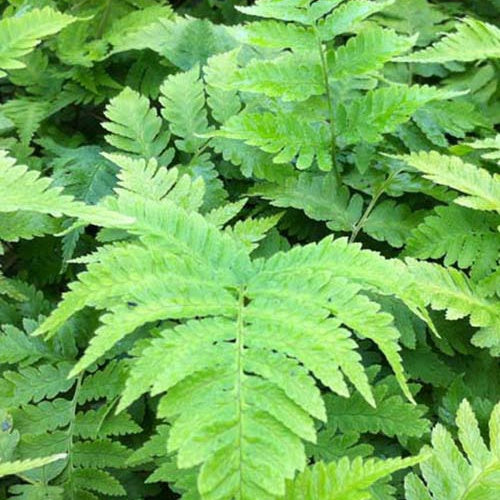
[0,0,499,499]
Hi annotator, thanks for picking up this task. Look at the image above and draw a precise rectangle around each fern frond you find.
[338,85,459,145]
[160,66,210,153]
[322,373,430,438]
[73,469,126,497]
[0,212,60,242]
[318,0,395,40]
[10,399,72,435]
[329,26,416,79]
[284,454,424,499]
[103,87,171,160]
[397,18,500,63]
[467,134,500,163]
[400,151,500,213]
[243,20,315,49]
[1,98,51,145]
[406,205,500,279]
[0,454,67,479]
[204,50,241,123]
[73,439,131,469]
[237,0,344,25]
[1,362,75,406]
[413,100,488,148]
[231,52,323,102]
[0,8,76,77]
[213,111,332,170]
[251,172,363,231]
[363,200,426,248]
[406,400,500,500]
[35,191,420,497]
[0,150,133,228]
[103,153,204,212]
[407,260,500,353]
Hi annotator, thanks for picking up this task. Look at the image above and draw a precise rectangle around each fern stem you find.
[64,374,83,499]
[350,169,401,243]
[235,286,246,494]
[314,29,340,182]
[96,0,112,38]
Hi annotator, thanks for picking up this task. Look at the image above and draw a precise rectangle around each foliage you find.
[0,1,499,499]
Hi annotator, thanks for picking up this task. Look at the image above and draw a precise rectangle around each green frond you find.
[1,98,51,145]
[160,66,210,153]
[225,213,283,251]
[0,150,133,228]
[77,360,128,404]
[243,20,315,49]
[0,7,76,77]
[0,454,67,479]
[103,153,204,212]
[73,439,131,469]
[73,469,126,497]
[363,201,427,248]
[0,212,60,242]
[397,18,500,63]
[213,111,332,171]
[407,260,500,353]
[0,362,75,407]
[400,151,500,213]
[10,399,72,435]
[406,400,500,500]
[237,0,344,25]
[231,52,323,102]
[406,205,500,279]
[104,4,174,48]
[103,87,171,160]
[329,26,416,79]
[36,193,419,497]
[413,100,488,148]
[284,454,425,499]
[338,85,461,145]
[322,373,430,438]
[204,50,241,123]
[467,134,500,163]
[0,273,26,301]
[251,172,363,231]
[318,0,395,40]
[75,407,141,439]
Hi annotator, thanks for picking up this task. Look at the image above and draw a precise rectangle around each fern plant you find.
[0,0,499,499]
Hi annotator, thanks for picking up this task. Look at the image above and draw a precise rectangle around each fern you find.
[405,399,500,499]
[0,7,76,77]
[401,151,500,213]
[284,454,424,500]
[1,1,499,498]
[398,18,500,63]
[29,154,428,497]
[406,205,500,279]
[103,87,171,160]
